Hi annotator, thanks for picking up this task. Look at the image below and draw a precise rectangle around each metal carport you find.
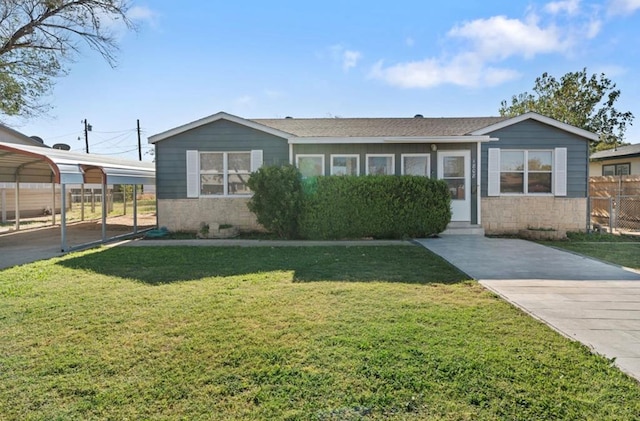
[0,141,155,251]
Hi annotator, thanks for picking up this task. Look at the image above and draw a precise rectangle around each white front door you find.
[438,150,471,222]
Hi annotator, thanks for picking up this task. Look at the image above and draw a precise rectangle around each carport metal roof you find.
[0,142,155,185]
[0,141,155,252]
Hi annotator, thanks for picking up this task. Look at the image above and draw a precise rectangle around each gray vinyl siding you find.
[155,120,288,199]
[480,120,589,198]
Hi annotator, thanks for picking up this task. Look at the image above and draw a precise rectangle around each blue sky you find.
[6,0,640,160]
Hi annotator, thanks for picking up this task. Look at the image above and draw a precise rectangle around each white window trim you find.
[365,154,395,175]
[498,149,554,196]
[401,153,431,176]
[187,150,261,198]
[199,151,253,197]
[330,154,360,176]
[295,154,325,177]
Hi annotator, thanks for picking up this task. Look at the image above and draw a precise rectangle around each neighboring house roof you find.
[590,143,640,160]
[0,123,49,147]
[148,111,598,143]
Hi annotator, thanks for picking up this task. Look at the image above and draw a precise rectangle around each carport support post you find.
[1,189,6,223]
[133,184,138,234]
[101,181,107,242]
[60,183,68,252]
[14,179,20,231]
[81,184,85,221]
[51,182,56,226]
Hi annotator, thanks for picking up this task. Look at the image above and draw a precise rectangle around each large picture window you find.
[366,154,395,175]
[200,151,251,196]
[500,150,552,194]
[331,154,359,175]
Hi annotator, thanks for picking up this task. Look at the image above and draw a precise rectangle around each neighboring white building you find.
[590,143,640,176]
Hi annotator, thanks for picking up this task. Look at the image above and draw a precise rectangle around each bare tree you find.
[0,0,134,117]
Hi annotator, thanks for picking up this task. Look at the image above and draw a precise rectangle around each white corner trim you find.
[477,142,481,224]
[469,112,599,141]
[148,111,293,144]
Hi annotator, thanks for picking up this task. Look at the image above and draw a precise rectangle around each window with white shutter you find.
[185,150,263,197]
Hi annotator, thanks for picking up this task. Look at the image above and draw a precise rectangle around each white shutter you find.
[554,147,567,196]
[487,148,500,196]
[186,150,199,198]
[251,150,263,172]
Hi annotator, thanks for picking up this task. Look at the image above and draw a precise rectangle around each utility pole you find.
[82,119,92,153]
[137,119,142,161]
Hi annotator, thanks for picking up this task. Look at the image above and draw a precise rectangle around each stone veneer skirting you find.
[158,198,262,232]
[481,196,587,235]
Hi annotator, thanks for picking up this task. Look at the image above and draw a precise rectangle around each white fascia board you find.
[288,136,496,144]
[470,112,599,141]
[148,111,292,143]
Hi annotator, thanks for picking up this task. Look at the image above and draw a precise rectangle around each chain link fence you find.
[589,176,640,233]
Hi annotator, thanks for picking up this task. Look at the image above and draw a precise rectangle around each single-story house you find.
[148,111,597,235]
[589,143,640,176]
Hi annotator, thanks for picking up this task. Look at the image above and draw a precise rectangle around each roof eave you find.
[148,112,292,144]
[288,135,496,144]
[590,152,640,161]
[469,112,599,141]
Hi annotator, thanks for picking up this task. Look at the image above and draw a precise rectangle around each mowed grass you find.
[539,232,640,270]
[1,246,639,420]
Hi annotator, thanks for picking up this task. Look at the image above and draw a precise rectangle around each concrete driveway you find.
[0,219,154,270]
[416,235,640,382]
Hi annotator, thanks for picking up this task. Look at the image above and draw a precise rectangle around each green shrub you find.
[299,175,451,239]
[247,165,303,238]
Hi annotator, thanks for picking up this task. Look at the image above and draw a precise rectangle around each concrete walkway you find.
[416,235,640,382]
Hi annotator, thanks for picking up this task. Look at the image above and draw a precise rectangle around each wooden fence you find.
[589,176,640,232]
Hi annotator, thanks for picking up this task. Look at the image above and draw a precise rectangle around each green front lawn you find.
[1,246,639,420]
[540,232,640,270]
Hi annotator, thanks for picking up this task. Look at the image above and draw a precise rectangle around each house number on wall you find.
[471,159,477,179]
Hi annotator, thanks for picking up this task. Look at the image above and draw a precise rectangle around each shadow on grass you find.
[58,245,468,285]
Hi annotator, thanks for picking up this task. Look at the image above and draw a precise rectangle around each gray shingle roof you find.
[590,143,640,160]
[250,116,510,137]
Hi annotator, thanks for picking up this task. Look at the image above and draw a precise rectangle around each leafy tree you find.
[0,0,134,117]
[499,68,634,150]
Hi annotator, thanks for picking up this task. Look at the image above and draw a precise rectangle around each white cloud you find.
[127,6,159,26]
[608,0,640,15]
[264,89,285,99]
[369,54,520,89]
[447,15,569,60]
[234,95,254,107]
[328,44,363,72]
[370,7,601,89]
[544,0,581,15]
[342,50,362,71]
[593,64,628,77]
[405,37,415,47]
[585,17,602,38]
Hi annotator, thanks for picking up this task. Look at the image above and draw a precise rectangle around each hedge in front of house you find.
[247,165,304,238]
[298,175,451,239]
